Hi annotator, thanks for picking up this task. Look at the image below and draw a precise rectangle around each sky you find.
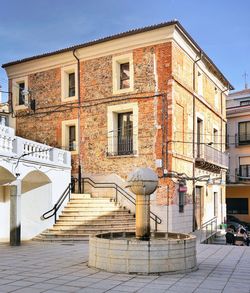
[0,0,250,102]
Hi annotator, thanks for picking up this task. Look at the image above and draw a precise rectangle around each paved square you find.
[0,241,249,292]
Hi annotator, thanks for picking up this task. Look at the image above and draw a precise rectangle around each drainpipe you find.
[192,52,202,231]
[220,85,229,152]
[73,49,82,193]
[220,84,229,224]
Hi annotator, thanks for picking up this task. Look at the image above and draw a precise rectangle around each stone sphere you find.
[127,167,158,195]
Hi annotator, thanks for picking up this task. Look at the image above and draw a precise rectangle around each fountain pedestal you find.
[135,194,150,240]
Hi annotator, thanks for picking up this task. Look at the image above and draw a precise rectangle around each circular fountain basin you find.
[89,232,197,274]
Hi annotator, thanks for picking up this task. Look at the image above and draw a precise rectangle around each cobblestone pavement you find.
[0,241,249,293]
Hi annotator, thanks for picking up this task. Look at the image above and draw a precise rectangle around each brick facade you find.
[14,43,170,177]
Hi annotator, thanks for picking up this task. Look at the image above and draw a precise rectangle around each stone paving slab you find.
[0,241,250,292]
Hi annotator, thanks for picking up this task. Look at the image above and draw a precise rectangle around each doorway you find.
[195,186,204,229]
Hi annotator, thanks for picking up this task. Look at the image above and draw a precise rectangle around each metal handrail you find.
[78,177,162,231]
[200,216,217,243]
[41,183,72,223]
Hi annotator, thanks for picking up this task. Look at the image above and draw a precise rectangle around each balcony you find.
[195,144,228,172]
[0,125,70,167]
[235,167,250,182]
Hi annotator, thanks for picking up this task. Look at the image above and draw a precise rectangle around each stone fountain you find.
[88,168,197,274]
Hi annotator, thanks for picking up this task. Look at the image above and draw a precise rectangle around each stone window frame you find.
[112,53,134,95]
[12,76,29,110]
[107,102,138,157]
[212,124,219,150]
[62,119,78,155]
[61,64,78,102]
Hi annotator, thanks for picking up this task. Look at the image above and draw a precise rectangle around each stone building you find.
[226,88,250,223]
[2,20,232,233]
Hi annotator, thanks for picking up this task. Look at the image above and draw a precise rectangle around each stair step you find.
[66,204,121,208]
[58,217,135,222]
[59,214,134,219]
[66,201,117,204]
[66,205,119,208]
[54,220,135,226]
[39,234,91,238]
[33,237,89,242]
[70,197,116,202]
[69,198,115,205]
[42,229,135,236]
[61,211,132,215]
[61,212,124,216]
[71,193,91,199]
[51,224,136,230]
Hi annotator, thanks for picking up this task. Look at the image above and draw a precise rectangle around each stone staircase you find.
[34,193,136,241]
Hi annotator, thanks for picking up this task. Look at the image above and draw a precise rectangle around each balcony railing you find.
[107,134,136,156]
[0,125,70,167]
[195,144,228,169]
[235,168,250,182]
[226,134,250,148]
[236,133,250,147]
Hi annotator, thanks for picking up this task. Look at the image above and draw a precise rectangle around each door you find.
[214,192,218,218]
[195,186,203,230]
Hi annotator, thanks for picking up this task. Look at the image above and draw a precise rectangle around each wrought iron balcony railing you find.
[107,135,136,156]
[195,144,228,169]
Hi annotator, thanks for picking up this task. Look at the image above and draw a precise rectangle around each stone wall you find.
[171,41,227,227]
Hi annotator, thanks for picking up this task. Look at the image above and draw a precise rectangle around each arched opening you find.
[0,166,16,185]
[21,170,51,193]
[21,170,52,240]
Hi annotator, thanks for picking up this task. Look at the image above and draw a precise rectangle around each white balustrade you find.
[57,150,65,164]
[0,130,14,154]
[0,125,70,167]
[0,125,14,136]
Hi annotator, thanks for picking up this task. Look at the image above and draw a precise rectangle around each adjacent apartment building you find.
[2,20,232,233]
[226,88,250,223]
